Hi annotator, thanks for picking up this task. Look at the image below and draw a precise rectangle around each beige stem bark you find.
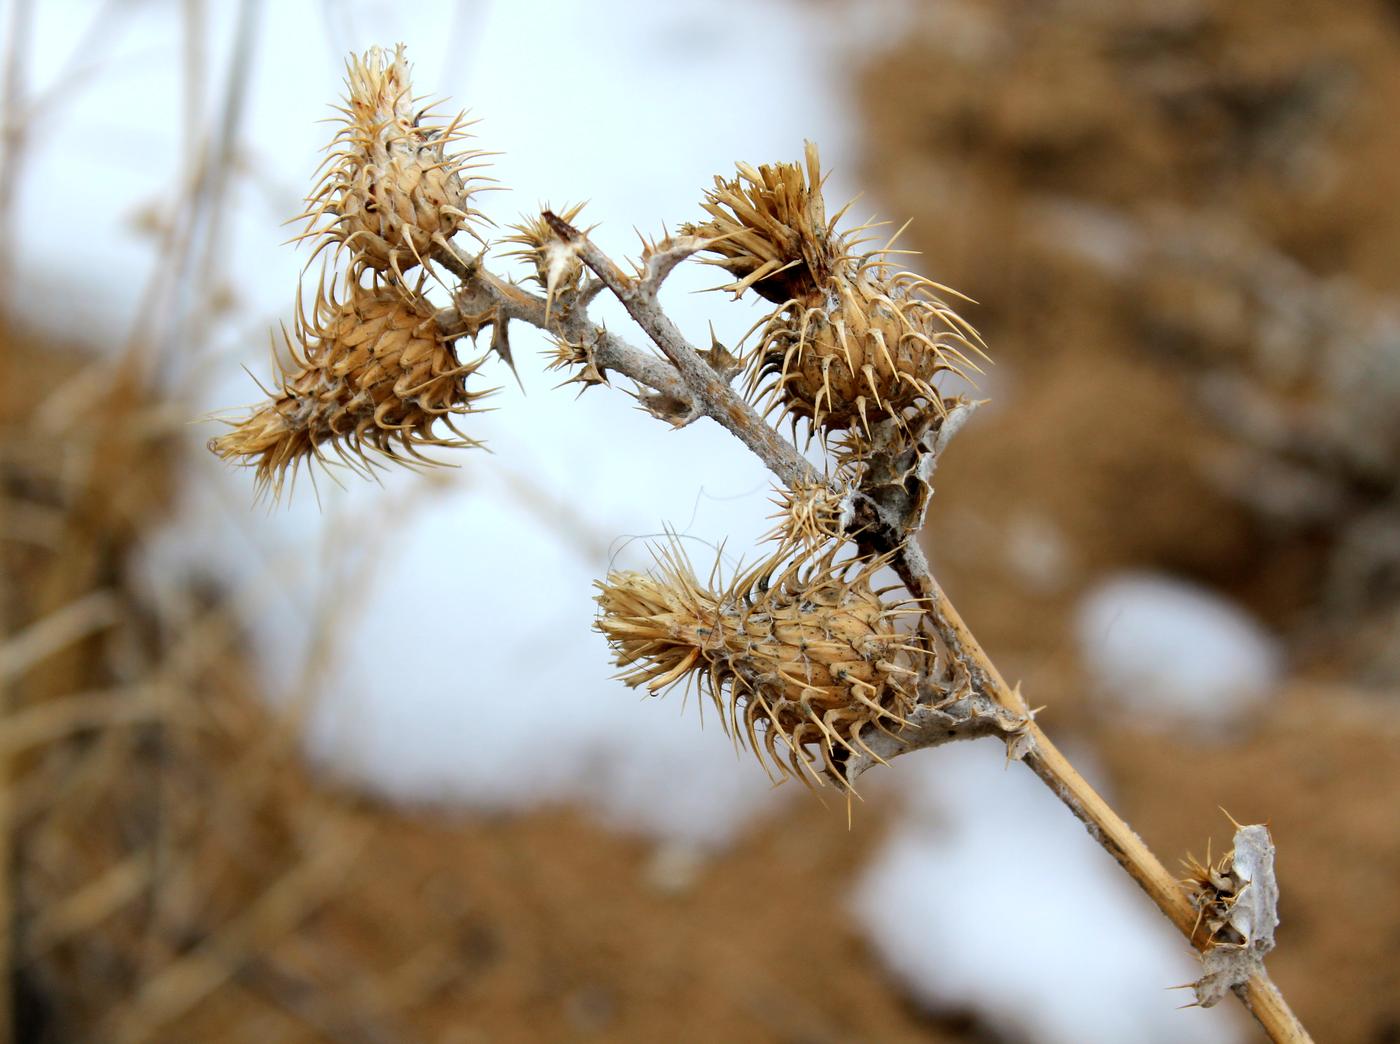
[927,578,1311,1043]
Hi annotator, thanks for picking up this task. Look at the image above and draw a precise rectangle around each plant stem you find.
[434,242,700,418]
[924,573,1313,1043]
[542,213,817,490]
[452,219,1312,1044]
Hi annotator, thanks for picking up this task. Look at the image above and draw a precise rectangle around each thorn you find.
[1216,806,1247,832]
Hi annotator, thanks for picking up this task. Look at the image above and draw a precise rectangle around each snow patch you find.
[1076,572,1282,733]
[852,744,1243,1043]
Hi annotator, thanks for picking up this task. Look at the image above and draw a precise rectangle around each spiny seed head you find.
[544,333,608,394]
[297,44,491,281]
[208,276,490,496]
[595,542,926,790]
[681,141,849,305]
[689,144,986,437]
[503,202,589,315]
[751,265,985,436]
[766,479,853,550]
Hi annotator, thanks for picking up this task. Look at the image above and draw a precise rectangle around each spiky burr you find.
[687,143,984,436]
[209,277,490,495]
[502,202,590,316]
[296,45,490,281]
[595,543,926,789]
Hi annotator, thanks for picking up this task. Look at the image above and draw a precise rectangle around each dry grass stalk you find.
[209,45,1313,1043]
[2,329,501,1042]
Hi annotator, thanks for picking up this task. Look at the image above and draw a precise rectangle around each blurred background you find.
[1,1,1397,1041]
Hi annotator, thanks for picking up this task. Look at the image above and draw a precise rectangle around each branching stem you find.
[542,213,817,489]
[441,215,1311,1044]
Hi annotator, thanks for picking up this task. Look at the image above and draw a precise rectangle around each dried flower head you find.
[751,265,984,435]
[766,479,853,550]
[544,332,609,395]
[503,202,590,316]
[687,144,985,436]
[595,542,925,789]
[297,45,490,280]
[209,276,490,495]
[681,141,848,304]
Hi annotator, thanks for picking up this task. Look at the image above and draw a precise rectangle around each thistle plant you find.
[296,46,490,280]
[681,142,982,437]
[597,544,928,786]
[212,46,1312,1042]
[208,273,488,491]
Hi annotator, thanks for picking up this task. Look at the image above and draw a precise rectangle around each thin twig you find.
[433,241,698,416]
[542,213,817,489]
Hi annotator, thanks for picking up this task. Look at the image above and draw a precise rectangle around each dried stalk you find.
[451,213,1311,1043]
[432,242,698,419]
[540,217,815,490]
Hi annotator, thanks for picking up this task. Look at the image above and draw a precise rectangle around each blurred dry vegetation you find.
[2,1,1399,1041]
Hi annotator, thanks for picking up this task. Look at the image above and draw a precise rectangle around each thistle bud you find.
[298,45,490,279]
[595,544,925,789]
[208,278,489,495]
[766,479,852,550]
[503,202,589,317]
[681,141,842,304]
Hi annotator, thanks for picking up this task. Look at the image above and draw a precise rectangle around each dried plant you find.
[597,543,926,787]
[209,273,490,496]
[684,142,983,438]
[1182,823,1281,1008]
[212,46,1313,1043]
[295,44,490,281]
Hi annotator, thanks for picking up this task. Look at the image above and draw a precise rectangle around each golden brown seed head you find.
[208,278,490,495]
[752,266,985,435]
[595,543,924,789]
[681,141,845,305]
[299,45,489,279]
[689,144,986,436]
